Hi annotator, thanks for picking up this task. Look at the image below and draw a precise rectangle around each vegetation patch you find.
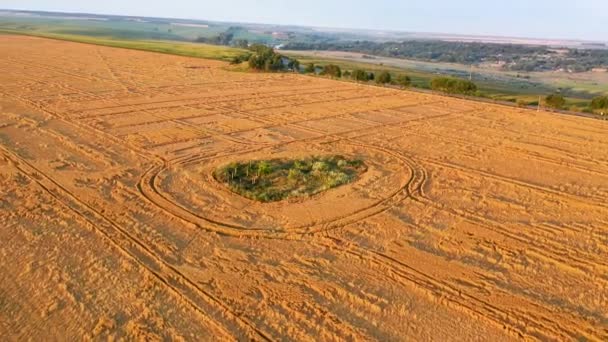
[231,44,299,71]
[214,156,366,202]
[430,76,478,95]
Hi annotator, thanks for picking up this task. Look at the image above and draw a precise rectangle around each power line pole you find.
[469,65,473,81]
[537,95,541,112]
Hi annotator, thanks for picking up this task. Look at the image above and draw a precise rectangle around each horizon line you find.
[1,7,606,45]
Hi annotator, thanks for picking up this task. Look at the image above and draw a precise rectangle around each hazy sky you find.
[3,0,607,41]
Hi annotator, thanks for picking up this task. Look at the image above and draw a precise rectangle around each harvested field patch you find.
[1,35,607,341]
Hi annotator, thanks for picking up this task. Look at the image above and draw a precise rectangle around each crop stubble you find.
[0,35,607,340]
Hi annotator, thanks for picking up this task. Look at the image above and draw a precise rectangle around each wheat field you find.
[1,35,607,340]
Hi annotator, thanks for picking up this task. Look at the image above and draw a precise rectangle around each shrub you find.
[312,161,329,172]
[352,69,369,81]
[395,75,411,88]
[376,71,392,85]
[230,53,251,65]
[304,63,315,74]
[324,172,351,188]
[321,64,342,78]
[591,95,608,110]
[246,44,299,72]
[430,77,477,95]
[288,168,302,181]
[545,93,566,110]
[257,161,273,175]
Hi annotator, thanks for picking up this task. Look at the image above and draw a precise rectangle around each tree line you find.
[521,93,607,115]
[302,63,412,88]
[282,40,608,73]
[232,44,299,72]
[229,46,607,116]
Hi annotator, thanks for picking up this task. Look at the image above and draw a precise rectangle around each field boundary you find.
[1,30,605,121]
[0,29,245,61]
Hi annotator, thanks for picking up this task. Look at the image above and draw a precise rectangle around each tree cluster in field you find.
[591,96,608,110]
[231,44,300,72]
[539,93,608,114]
[430,77,478,95]
[590,95,608,114]
[282,40,608,73]
[214,156,366,202]
[544,93,567,109]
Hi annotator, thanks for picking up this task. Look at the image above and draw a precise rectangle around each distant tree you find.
[230,52,252,65]
[395,74,412,88]
[352,69,368,81]
[545,93,566,110]
[304,63,316,74]
[342,70,351,78]
[591,95,608,110]
[376,71,392,84]
[216,32,234,45]
[233,39,249,48]
[288,59,300,72]
[368,72,375,81]
[282,39,608,73]
[454,79,477,94]
[321,64,342,78]
[246,44,298,72]
[430,77,477,95]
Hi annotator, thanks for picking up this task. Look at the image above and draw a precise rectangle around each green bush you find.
[545,93,566,110]
[321,64,342,78]
[246,44,299,72]
[395,75,411,88]
[304,63,316,74]
[591,95,608,110]
[430,77,477,95]
[352,69,369,81]
[312,161,329,172]
[256,161,273,175]
[376,71,392,84]
[230,52,251,65]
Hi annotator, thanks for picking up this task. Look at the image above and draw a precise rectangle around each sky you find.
[3,0,607,41]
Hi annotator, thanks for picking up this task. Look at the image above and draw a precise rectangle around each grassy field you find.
[0,13,277,43]
[0,29,246,61]
[1,14,218,39]
[284,51,605,111]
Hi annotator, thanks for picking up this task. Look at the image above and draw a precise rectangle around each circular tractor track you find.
[137,139,428,239]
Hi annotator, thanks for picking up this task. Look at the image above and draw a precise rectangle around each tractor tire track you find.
[0,146,274,341]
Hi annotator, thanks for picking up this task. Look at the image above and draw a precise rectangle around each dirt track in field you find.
[0,35,607,341]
